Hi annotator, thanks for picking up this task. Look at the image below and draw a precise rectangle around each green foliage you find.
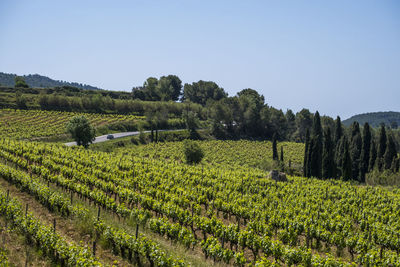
[303,129,310,177]
[334,116,343,144]
[132,75,182,101]
[341,136,352,181]
[359,123,372,182]
[377,125,387,160]
[15,91,27,109]
[67,115,96,148]
[366,168,400,186]
[368,140,377,171]
[384,132,397,169]
[309,111,323,178]
[183,140,204,164]
[182,110,200,139]
[182,80,227,105]
[272,134,278,161]
[322,128,335,179]
[349,122,362,181]
[14,76,29,88]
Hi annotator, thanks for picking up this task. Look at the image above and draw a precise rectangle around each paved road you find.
[64,129,183,146]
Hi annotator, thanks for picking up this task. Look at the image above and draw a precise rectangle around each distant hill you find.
[343,111,400,128]
[0,72,102,90]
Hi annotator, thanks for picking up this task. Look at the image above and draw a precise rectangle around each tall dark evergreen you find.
[334,116,343,144]
[280,146,284,162]
[349,122,362,181]
[272,134,278,161]
[359,123,371,182]
[309,111,323,178]
[392,157,400,172]
[384,132,397,170]
[303,129,310,177]
[322,128,335,179]
[335,136,345,178]
[342,136,352,181]
[307,138,314,178]
[377,125,387,170]
[368,140,377,171]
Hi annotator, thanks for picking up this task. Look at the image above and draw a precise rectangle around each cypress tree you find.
[359,123,371,182]
[280,146,284,162]
[384,132,397,170]
[392,157,400,172]
[307,138,314,177]
[303,129,310,177]
[310,111,323,178]
[272,134,278,161]
[342,136,352,181]
[350,122,362,181]
[335,136,345,178]
[377,125,387,170]
[368,140,377,171]
[322,128,335,179]
[334,116,343,145]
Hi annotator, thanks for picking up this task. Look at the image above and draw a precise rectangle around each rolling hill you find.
[343,111,400,128]
[0,72,101,90]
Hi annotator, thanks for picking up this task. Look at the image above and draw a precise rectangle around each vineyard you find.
[114,140,305,171]
[0,109,143,140]
[0,136,399,266]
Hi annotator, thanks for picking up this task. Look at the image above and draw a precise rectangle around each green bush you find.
[183,140,204,164]
[366,169,400,186]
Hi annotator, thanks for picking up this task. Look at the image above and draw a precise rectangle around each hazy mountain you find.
[343,111,400,128]
[0,72,101,90]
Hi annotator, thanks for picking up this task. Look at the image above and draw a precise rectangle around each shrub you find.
[366,169,400,186]
[183,140,204,164]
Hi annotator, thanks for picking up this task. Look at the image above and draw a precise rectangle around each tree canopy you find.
[67,116,96,148]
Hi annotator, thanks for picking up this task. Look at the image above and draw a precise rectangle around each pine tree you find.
[384,132,397,170]
[368,140,377,171]
[342,136,352,181]
[334,116,343,145]
[322,128,335,179]
[309,111,323,178]
[280,146,284,162]
[377,125,387,170]
[350,122,362,181]
[303,129,310,177]
[272,134,278,161]
[359,123,371,182]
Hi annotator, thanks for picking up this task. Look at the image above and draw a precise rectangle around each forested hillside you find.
[343,111,400,128]
[0,72,101,90]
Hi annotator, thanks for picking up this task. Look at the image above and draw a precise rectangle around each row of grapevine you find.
[0,161,186,266]
[0,190,101,266]
[1,139,399,265]
[0,108,143,139]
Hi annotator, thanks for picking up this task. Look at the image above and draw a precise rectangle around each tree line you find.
[5,75,400,148]
[304,112,399,181]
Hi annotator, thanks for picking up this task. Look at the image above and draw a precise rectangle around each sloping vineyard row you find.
[1,139,399,266]
[0,162,186,266]
[115,140,305,171]
[0,189,102,266]
[0,109,143,139]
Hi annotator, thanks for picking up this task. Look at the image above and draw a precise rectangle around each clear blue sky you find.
[0,0,399,119]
